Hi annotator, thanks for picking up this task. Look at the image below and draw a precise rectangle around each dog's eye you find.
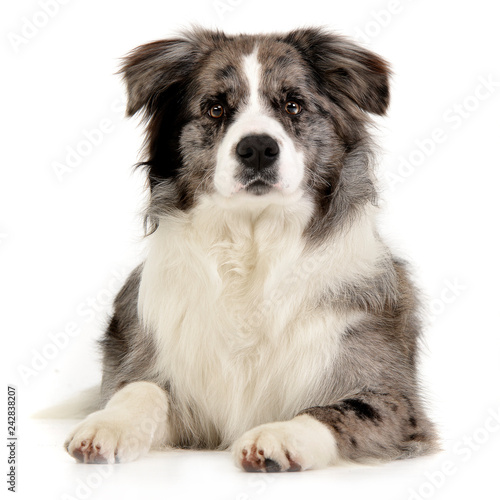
[285,101,301,115]
[209,104,224,119]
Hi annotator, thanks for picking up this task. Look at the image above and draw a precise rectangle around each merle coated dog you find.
[64,28,438,471]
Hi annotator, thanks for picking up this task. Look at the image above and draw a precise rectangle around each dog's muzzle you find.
[236,134,280,171]
[236,134,280,195]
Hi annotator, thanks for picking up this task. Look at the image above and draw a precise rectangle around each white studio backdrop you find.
[1,1,499,499]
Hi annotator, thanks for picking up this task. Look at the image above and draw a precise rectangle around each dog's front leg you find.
[232,414,339,472]
[233,389,438,472]
[65,381,169,464]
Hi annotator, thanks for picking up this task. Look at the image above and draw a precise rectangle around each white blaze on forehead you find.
[213,45,305,202]
[243,47,262,112]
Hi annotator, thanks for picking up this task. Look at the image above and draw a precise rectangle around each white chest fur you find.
[138,196,383,447]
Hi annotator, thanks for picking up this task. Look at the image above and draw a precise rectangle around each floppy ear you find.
[120,38,198,117]
[120,29,225,117]
[282,28,391,115]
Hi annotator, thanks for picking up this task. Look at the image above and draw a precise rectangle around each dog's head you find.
[121,28,390,231]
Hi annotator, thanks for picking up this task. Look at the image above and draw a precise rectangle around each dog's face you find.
[122,28,390,223]
[198,46,308,201]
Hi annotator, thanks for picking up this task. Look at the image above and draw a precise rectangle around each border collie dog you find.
[65,27,438,471]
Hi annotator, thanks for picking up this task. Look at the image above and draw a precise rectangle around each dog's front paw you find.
[232,415,338,472]
[64,410,152,464]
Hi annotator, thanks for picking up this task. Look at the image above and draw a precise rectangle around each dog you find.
[64,27,438,471]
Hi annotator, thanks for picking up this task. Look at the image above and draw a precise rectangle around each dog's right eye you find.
[208,104,224,118]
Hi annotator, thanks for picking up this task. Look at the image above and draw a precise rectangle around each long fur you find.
[64,27,438,470]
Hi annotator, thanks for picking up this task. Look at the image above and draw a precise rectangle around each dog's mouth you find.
[231,175,284,196]
[243,178,274,196]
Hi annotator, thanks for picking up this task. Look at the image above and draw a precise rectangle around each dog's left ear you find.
[282,28,391,115]
[120,29,225,117]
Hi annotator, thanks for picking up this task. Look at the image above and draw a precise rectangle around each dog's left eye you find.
[285,101,301,115]
[208,104,224,118]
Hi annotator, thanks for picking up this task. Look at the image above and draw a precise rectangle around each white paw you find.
[232,414,338,472]
[64,409,153,464]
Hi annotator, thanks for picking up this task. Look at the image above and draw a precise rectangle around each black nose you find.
[236,134,279,172]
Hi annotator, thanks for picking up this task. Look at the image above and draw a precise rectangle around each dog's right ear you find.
[120,29,224,117]
[120,38,197,117]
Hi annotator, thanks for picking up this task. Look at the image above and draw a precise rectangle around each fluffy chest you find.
[137,201,376,445]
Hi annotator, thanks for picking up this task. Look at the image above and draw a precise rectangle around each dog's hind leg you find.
[64,381,169,464]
